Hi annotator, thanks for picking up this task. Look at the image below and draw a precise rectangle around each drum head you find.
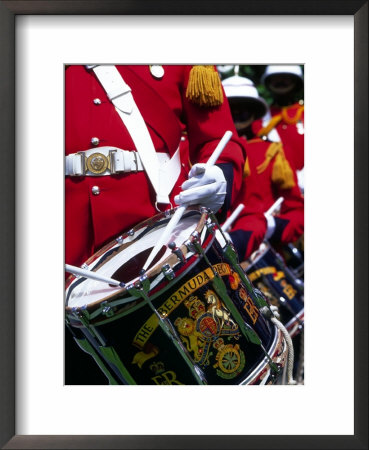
[66,208,207,310]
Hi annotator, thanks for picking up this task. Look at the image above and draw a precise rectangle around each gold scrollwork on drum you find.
[86,152,109,174]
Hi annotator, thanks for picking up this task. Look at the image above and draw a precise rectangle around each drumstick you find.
[265,196,284,217]
[143,130,233,271]
[65,264,122,287]
[221,203,245,232]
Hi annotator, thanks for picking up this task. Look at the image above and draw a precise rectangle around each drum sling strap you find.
[87,65,181,207]
[260,109,281,143]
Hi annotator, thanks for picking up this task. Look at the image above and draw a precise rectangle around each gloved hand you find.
[174,164,227,213]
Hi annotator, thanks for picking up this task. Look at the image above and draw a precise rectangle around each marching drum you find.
[281,237,304,280]
[243,242,304,338]
[66,206,288,385]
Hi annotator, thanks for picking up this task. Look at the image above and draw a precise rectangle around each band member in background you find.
[222,74,304,262]
[65,65,247,270]
[255,65,304,191]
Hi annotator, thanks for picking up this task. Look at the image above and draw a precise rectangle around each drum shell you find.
[245,244,304,337]
[281,242,304,280]
[66,209,287,384]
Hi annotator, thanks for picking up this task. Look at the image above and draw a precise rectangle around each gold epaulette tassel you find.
[256,142,295,189]
[271,151,295,189]
[186,65,223,107]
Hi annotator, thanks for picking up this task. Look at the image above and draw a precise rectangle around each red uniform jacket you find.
[65,65,246,267]
[229,138,304,262]
[253,102,304,171]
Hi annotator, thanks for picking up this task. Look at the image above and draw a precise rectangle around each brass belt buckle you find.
[86,152,110,175]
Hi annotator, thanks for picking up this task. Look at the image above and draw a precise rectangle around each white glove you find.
[174,164,227,213]
[264,214,276,240]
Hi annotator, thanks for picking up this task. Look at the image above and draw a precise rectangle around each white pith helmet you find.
[222,75,268,119]
[262,65,303,91]
[216,65,235,75]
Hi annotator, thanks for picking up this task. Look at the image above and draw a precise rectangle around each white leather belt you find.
[65,146,171,176]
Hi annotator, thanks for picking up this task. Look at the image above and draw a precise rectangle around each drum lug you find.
[116,235,124,244]
[125,273,151,296]
[101,301,115,318]
[126,282,134,293]
[139,269,147,280]
[206,221,216,233]
[184,239,196,254]
[127,229,135,237]
[71,306,90,324]
[133,271,150,293]
[190,230,201,243]
[168,241,185,263]
[161,263,175,280]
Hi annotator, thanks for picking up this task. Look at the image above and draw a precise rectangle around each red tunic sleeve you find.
[272,172,304,244]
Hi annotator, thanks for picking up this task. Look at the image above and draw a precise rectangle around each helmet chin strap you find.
[234,113,255,138]
[238,115,254,129]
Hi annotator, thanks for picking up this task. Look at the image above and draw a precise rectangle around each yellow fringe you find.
[257,105,304,137]
[243,157,251,178]
[256,142,295,189]
[257,115,282,137]
[281,105,304,124]
[272,153,295,189]
[186,65,223,107]
[256,142,281,173]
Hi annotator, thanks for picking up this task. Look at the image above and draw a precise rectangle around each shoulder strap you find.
[257,114,282,138]
[88,65,181,206]
[119,66,182,155]
[281,104,304,124]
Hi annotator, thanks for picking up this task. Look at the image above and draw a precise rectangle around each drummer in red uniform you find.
[255,65,304,176]
[65,65,246,269]
[222,74,304,262]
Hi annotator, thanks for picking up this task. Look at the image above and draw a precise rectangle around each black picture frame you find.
[1,1,367,449]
